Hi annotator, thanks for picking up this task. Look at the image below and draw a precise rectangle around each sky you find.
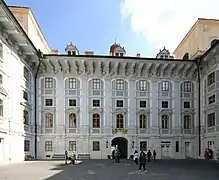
[5,0,219,57]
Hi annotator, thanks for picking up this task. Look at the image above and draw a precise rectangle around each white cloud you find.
[120,0,219,56]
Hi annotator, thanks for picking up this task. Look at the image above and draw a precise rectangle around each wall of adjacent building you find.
[0,34,35,164]
[174,19,219,59]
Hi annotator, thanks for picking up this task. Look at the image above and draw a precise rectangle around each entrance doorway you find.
[111,137,128,158]
[185,142,191,158]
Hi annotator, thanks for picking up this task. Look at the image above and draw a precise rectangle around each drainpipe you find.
[195,60,201,157]
[34,50,43,159]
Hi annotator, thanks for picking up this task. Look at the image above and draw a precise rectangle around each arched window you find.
[45,113,53,128]
[184,115,191,129]
[69,113,76,128]
[116,114,123,128]
[139,80,147,91]
[161,81,170,91]
[139,114,146,128]
[116,79,124,90]
[182,53,189,60]
[93,113,100,128]
[181,81,192,92]
[211,39,218,47]
[161,115,169,129]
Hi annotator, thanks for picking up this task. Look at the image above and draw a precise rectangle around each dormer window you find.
[160,55,163,58]
[67,51,76,55]
[68,51,71,55]
[65,42,79,55]
[115,53,119,56]
[120,53,123,56]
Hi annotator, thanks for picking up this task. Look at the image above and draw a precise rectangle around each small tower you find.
[156,47,173,59]
[65,42,79,55]
[109,42,126,56]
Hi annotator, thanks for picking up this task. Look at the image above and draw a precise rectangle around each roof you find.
[173,18,219,54]
[110,42,126,53]
[200,39,219,59]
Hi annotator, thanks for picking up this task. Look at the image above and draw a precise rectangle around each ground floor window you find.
[24,140,30,152]
[207,113,215,127]
[93,141,100,151]
[45,141,53,151]
[140,141,147,151]
[69,141,76,151]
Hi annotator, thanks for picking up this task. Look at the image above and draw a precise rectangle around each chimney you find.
[84,51,94,55]
[50,49,59,55]
[136,53,140,57]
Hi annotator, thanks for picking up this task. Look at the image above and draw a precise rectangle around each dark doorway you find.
[111,137,128,158]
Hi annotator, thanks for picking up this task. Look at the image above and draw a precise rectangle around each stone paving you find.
[0,159,219,180]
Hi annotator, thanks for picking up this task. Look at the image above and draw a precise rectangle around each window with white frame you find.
[69,99,76,106]
[45,141,53,151]
[140,141,147,151]
[23,110,29,125]
[116,79,124,90]
[161,81,169,91]
[93,79,100,89]
[207,72,215,86]
[45,99,53,106]
[208,94,215,104]
[24,140,30,151]
[69,113,76,128]
[45,78,53,88]
[93,113,100,128]
[184,115,191,129]
[93,141,100,151]
[116,114,124,128]
[161,101,168,108]
[45,113,53,128]
[69,78,76,89]
[93,100,100,107]
[161,115,169,129]
[23,67,29,81]
[139,114,146,128]
[207,112,215,127]
[116,100,123,107]
[183,81,191,92]
[139,80,147,91]
[69,141,76,151]
[184,101,190,108]
[140,101,146,108]
[0,99,3,116]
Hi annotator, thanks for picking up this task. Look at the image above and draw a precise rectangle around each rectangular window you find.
[116,100,123,107]
[23,67,29,81]
[45,141,53,151]
[207,113,215,127]
[115,53,119,56]
[69,141,76,151]
[161,81,169,91]
[45,78,53,88]
[140,141,147,151]
[183,82,191,92]
[23,110,29,125]
[93,141,100,151]
[72,51,76,55]
[93,100,100,107]
[140,101,146,108]
[93,79,100,89]
[175,141,179,152]
[120,53,123,56]
[139,80,147,91]
[24,140,30,152]
[45,99,53,106]
[161,101,168,108]
[0,99,3,116]
[68,51,71,55]
[23,91,28,101]
[69,78,76,89]
[116,80,124,90]
[207,72,215,86]
[69,99,76,106]
[184,101,190,108]
[208,94,215,104]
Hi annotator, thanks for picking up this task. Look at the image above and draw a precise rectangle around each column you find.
[150,79,159,135]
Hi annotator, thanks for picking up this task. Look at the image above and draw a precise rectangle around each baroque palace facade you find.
[0,0,219,163]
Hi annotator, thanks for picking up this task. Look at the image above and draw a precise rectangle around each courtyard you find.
[0,159,219,180]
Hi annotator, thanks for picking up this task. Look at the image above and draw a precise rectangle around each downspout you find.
[34,50,43,159]
[195,59,201,157]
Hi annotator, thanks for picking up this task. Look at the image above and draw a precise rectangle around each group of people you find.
[65,151,76,165]
[133,150,157,172]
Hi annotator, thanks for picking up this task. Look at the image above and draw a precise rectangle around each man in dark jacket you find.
[138,150,147,172]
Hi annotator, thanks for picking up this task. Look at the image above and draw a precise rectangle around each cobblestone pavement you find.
[0,159,219,180]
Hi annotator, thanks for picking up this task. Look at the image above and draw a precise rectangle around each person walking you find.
[147,150,152,162]
[138,150,147,172]
[114,148,120,163]
[133,150,139,165]
[153,150,157,161]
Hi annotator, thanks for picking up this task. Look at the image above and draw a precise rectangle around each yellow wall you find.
[9,7,50,54]
[174,19,219,59]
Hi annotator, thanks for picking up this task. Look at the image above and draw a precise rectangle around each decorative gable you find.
[65,42,79,55]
